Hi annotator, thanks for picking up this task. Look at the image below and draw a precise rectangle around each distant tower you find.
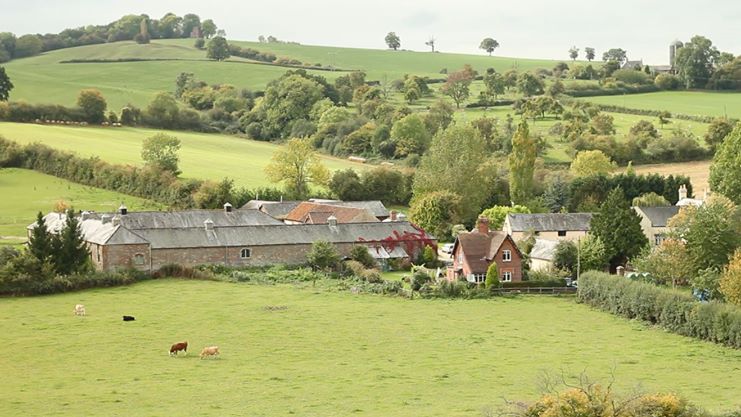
[670,40,684,70]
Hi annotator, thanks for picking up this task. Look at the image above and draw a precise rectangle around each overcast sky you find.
[2,0,740,64]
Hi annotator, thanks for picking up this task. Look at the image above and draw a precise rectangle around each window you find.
[469,273,486,283]
[654,234,665,246]
[501,271,512,282]
[133,254,145,265]
[502,250,512,262]
[96,247,101,262]
[240,248,252,259]
[558,230,567,237]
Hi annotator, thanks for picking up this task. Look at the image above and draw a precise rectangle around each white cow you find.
[73,304,86,316]
[200,346,220,359]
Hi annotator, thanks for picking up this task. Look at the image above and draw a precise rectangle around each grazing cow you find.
[200,346,220,359]
[169,341,188,356]
[122,315,135,321]
[73,304,86,316]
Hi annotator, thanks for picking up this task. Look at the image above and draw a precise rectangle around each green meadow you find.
[3,39,566,110]
[0,122,366,188]
[582,91,741,118]
[0,279,739,417]
[0,168,162,242]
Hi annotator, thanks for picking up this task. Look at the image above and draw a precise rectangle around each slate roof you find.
[241,200,301,219]
[506,213,593,232]
[530,238,560,261]
[634,206,680,227]
[82,209,283,229]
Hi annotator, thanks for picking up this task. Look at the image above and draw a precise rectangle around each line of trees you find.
[0,13,220,62]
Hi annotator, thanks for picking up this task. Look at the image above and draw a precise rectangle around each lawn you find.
[3,39,568,110]
[0,122,366,188]
[0,279,738,417]
[582,91,741,118]
[0,168,162,243]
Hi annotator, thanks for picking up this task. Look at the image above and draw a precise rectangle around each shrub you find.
[344,260,366,277]
[361,268,383,283]
[578,271,741,348]
[655,73,682,90]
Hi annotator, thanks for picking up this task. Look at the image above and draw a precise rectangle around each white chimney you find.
[397,213,407,222]
[327,215,338,227]
[389,210,398,221]
[118,204,128,215]
[101,214,112,224]
[80,211,91,221]
[224,202,233,213]
[678,185,687,201]
[204,219,214,231]
[112,216,121,227]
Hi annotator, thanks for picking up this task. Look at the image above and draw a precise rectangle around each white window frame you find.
[502,250,512,262]
[501,271,512,282]
[133,253,145,265]
[240,248,252,259]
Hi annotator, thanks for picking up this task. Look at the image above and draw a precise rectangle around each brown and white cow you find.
[199,346,219,359]
[169,341,188,356]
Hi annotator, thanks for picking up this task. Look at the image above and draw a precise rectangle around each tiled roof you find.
[456,230,512,274]
[310,200,389,218]
[285,202,378,224]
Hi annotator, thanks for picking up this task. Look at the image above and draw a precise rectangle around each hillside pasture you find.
[582,91,741,118]
[619,160,712,193]
[0,279,739,417]
[0,122,366,188]
[0,168,162,243]
[4,39,567,109]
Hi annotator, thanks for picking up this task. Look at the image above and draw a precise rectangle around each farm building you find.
[447,217,523,284]
[29,205,436,272]
[529,239,560,272]
[242,199,390,221]
[503,213,593,242]
[283,202,379,225]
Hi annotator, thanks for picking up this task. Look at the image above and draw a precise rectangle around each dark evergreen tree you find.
[27,212,54,263]
[53,210,90,275]
[590,187,648,270]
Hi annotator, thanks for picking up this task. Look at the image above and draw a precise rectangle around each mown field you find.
[583,91,741,118]
[3,39,564,110]
[0,122,366,188]
[0,279,739,417]
[619,160,712,193]
[0,168,162,244]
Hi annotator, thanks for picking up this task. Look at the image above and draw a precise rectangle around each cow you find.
[169,341,188,356]
[73,304,86,316]
[122,315,136,321]
[200,346,220,359]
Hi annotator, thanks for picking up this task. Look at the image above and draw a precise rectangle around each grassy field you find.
[0,168,162,243]
[582,91,741,118]
[0,279,739,417]
[618,160,712,193]
[3,39,566,110]
[0,122,366,188]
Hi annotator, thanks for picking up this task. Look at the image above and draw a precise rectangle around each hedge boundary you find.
[577,271,741,348]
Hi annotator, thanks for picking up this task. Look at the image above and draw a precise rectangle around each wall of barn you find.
[509,230,587,242]
[102,244,152,272]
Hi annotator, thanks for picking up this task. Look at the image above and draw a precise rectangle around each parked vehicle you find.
[441,243,455,254]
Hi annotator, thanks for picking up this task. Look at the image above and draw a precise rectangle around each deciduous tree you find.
[709,124,741,204]
[385,32,400,50]
[568,46,579,61]
[206,36,230,61]
[584,47,595,62]
[601,48,627,65]
[516,72,544,97]
[391,114,431,157]
[508,122,536,204]
[479,38,499,56]
[201,19,217,38]
[77,89,107,123]
[479,205,531,229]
[675,35,720,88]
[704,117,736,151]
[141,133,181,175]
[441,69,473,108]
[409,191,462,239]
[720,249,741,306]
[632,192,670,207]
[570,150,616,177]
[264,138,330,198]
[307,240,340,273]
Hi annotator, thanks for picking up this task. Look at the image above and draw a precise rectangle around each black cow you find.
[122,315,136,321]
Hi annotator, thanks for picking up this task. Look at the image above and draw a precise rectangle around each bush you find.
[577,271,741,348]
[655,73,682,90]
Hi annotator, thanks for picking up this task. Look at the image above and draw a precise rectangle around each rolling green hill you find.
[0,168,162,242]
[0,122,366,188]
[3,39,567,110]
[582,91,741,118]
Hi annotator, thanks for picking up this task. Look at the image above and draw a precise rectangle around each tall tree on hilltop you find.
[201,20,217,39]
[508,121,536,205]
[479,38,500,56]
[602,48,628,65]
[590,187,648,270]
[0,66,13,101]
[425,37,436,53]
[385,32,401,50]
[569,46,579,61]
[28,212,54,264]
[584,47,596,62]
[675,35,720,88]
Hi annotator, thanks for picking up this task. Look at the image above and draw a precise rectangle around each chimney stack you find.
[101,214,112,224]
[112,216,121,227]
[397,213,407,222]
[327,215,338,227]
[80,211,91,221]
[389,210,398,221]
[477,217,490,234]
[118,204,128,215]
[204,219,214,231]
[223,202,233,213]
[678,185,687,201]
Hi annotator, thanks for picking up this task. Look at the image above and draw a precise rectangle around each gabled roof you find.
[455,230,518,274]
[633,206,679,227]
[506,213,593,232]
[285,202,378,224]
[530,238,559,261]
[240,200,301,219]
[310,200,389,218]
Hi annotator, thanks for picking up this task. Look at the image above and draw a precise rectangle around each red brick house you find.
[447,217,523,284]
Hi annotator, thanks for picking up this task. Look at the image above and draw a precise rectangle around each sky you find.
[1,0,740,64]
